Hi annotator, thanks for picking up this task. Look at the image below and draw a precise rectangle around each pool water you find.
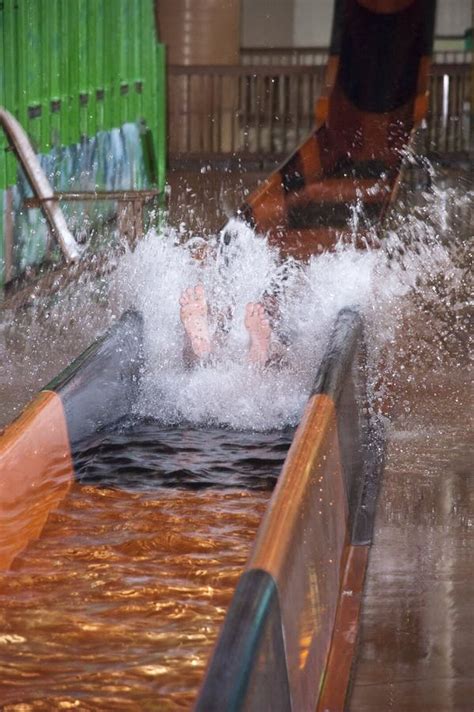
[0,425,291,709]
[75,419,294,490]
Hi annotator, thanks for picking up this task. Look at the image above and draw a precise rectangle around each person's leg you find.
[179,283,212,360]
[244,302,272,366]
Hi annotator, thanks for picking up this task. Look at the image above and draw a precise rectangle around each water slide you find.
[0,1,438,708]
[228,0,436,262]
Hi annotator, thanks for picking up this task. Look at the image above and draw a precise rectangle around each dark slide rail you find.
[0,310,143,570]
[195,308,385,711]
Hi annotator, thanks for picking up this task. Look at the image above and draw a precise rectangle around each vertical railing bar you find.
[450,68,456,153]
[462,67,468,152]
[251,73,256,153]
[186,73,191,154]
[457,68,461,153]
[242,73,248,153]
[437,74,442,153]
[238,73,243,154]
[447,67,452,153]
[431,73,438,152]
[200,73,204,153]
[230,70,236,154]
[456,67,461,152]
[256,73,261,155]
[209,73,214,153]
[218,74,223,154]
[295,72,301,145]
[268,70,275,158]
[461,67,467,153]
[444,73,450,153]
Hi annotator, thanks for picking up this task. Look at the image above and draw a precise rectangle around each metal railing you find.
[241,46,471,66]
[0,107,80,263]
[23,190,159,250]
[421,61,472,155]
[241,46,329,66]
[0,105,160,300]
[168,64,326,161]
[168,56,472,164]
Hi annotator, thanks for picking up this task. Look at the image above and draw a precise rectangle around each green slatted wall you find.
[0,0,166,190]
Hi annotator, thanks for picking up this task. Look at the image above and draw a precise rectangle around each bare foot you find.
[179,284,212,359]
[245,302,271,366]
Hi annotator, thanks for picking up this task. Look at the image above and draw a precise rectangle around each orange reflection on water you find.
[0,483,269,710]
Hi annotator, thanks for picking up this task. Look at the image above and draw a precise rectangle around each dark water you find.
[75,419,294,490]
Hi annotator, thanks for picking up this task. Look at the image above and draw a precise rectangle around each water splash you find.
[112,175,470,431]
[1,168,470,431]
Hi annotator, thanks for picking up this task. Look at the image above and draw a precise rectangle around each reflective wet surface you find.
[349,345,473,709]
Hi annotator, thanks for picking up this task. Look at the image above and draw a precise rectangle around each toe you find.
[194,284,207,304]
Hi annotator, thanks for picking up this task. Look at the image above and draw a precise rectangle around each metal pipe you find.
[0,107,80,263]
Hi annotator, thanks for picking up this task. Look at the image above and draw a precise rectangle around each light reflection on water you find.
[0,483,269,709]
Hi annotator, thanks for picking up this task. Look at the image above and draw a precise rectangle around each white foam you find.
[113,186,465,431]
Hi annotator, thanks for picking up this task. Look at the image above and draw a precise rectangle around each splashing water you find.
[1,168,470,431]
[111,176,470,431]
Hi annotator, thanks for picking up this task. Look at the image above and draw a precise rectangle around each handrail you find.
[23,189,160,208]
[0,107,80,263]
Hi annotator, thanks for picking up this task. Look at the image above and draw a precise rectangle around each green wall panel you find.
[0,0,166,189]
[0,0,167,289]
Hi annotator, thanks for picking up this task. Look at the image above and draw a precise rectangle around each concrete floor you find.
[348,365,473,710]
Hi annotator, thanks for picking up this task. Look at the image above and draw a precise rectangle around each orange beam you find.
[287,178,390,205]
[317,544,370,712]
[267,227,380,261]
[247,393,348,712]
[0,391,74,570]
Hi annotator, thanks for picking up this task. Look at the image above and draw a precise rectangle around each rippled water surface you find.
[0,486,271,709]
[76,420,293,490]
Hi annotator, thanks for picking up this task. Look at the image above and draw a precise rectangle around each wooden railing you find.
[168,56,472,165]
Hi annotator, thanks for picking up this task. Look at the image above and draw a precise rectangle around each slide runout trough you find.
[0,0,436,706]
